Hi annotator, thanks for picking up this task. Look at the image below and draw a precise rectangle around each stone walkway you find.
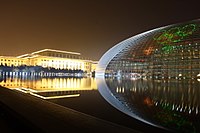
[0,86,140,133]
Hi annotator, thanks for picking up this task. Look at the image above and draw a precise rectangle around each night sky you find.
[0,0,199,60]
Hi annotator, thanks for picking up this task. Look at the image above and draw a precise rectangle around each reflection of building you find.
[106,79,200,115]
[0,49,97,73]
[100,78,200,132]
[0,76,97,99]
[96,19,200,79]
[0,76,97,91]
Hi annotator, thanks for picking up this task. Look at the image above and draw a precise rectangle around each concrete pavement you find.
[0,86,141,133]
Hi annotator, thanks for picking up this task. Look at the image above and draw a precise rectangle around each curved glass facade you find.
[97,19,200,80]
[96,19,200,132]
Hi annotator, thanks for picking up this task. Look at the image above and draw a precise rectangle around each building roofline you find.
[16,54,30,58]
[28,55,95,61]
[31,49,81,55]
[0,56,21,58]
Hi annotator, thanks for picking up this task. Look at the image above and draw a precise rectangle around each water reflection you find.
[97,78,200,133]
[0,75,97,99]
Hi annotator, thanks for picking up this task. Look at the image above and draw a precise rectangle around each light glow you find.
[29,92,80,99]
[31,49,81,55]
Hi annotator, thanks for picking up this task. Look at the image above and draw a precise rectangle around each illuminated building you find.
[0,56,28,66]
[96,19,200,79]
[91,61,98,72]
[96,19,200,132]
[0,49,97,73]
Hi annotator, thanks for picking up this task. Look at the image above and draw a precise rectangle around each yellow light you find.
[16,54,29,58]
[29,92,80,99]
[13,87,80,99]
[31,49,81,55]
[144,47,154,55]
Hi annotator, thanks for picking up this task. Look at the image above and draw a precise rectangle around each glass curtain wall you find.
[105,20,200,80]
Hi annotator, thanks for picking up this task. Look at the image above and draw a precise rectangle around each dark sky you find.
[0,0,199,60]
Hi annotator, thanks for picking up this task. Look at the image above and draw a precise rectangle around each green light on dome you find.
[154,24,197,44]
[154,108,196,132]
[154,23,197,54]
[181,24,196,36]
[162,45,174,54]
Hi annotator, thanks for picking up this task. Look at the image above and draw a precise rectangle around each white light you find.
[189,109,192,114]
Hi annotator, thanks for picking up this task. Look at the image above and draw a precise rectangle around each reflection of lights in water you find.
[154,100,199,115]
[197,74,200,82]
[0,76,97,99]
[130,77,138,80]
[0,76,97,91]
[143,97,154,107]
[99,78,200,133]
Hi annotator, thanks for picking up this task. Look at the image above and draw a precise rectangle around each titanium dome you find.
[96,19,200,79]
[96,19,200,132]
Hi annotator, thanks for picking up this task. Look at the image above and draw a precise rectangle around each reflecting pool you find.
[1,74,199,132]
[0,75,97,99]
[1,75,166,133]
[97,77,200,133]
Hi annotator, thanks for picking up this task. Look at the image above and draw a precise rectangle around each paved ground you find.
[0,102,40,133]
[0,86,140,133]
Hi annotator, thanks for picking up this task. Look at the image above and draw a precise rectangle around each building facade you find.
[96,19,200,80]
[0,49,97,73]
[96,19,200,132]
[0,56,28,66]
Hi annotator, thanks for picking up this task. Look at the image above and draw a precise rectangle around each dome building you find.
[96,19,200,132]
[96,19,200,80]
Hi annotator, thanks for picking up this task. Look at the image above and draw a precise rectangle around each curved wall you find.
[96,19,200,80]
[96,19,200,132]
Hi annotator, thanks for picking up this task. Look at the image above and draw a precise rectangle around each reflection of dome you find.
[96,19,200,80]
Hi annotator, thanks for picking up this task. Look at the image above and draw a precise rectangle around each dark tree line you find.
[0,64,85,74]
